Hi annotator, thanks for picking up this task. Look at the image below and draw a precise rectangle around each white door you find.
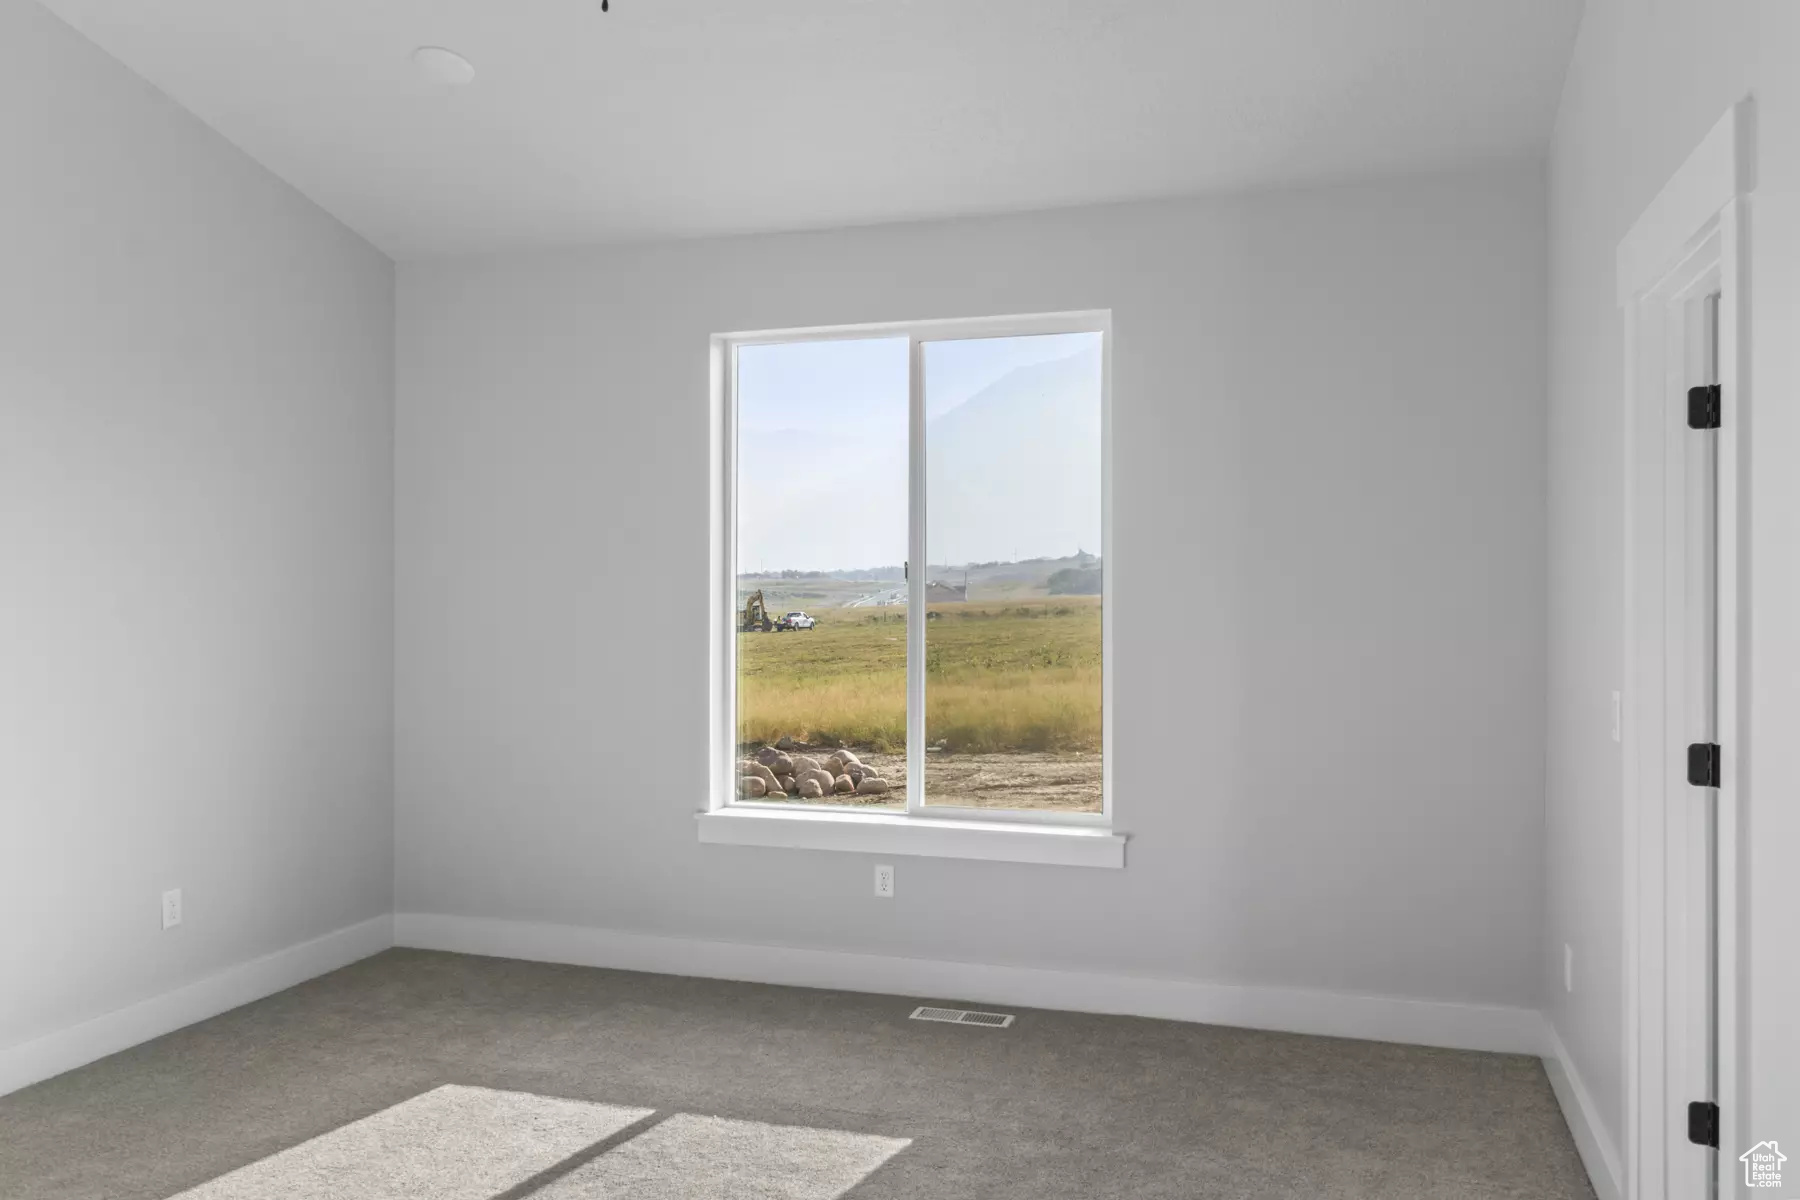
[1673,287,1720,1200]
[1620,113,1745,1195]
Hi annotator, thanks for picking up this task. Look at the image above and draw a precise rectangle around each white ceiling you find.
[38,0,1583,260]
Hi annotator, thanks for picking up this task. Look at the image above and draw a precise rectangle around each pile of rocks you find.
[740,746,891,800]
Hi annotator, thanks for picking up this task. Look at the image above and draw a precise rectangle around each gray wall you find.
[396,166,1549,1009]
[1546,0,1800,1160]
[0,1,394,1051]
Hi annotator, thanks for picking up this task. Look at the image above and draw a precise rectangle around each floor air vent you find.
[910,1005,1015,1028]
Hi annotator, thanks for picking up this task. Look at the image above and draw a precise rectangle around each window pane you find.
[734,338,907,809]
[922,333,1104,812]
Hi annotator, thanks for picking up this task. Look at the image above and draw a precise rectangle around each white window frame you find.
[698,310,1124,868]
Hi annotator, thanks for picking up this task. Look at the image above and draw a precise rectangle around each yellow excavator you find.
[740,590,773,632]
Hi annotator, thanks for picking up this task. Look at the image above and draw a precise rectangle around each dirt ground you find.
[740,744,1103,813]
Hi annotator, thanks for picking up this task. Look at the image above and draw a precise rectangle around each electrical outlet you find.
[1564,943,1574,993]
[874,864,895,899]
[161,888,182,930]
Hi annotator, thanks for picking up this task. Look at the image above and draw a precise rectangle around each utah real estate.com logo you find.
[1741,1141,1786,1189]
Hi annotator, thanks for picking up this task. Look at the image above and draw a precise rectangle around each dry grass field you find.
[735,596,1102,811]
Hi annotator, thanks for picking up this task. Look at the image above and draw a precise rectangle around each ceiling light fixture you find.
[412,46,475,86]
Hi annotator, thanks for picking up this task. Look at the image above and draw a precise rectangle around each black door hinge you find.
[1688,384,1722,429]
[1689,1100,1720,1148]
[1688,743,1721,788]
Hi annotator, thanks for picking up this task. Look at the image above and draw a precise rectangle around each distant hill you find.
[925,551,1100,601]
[740,550,1101,610]
[1047,565,1103,594]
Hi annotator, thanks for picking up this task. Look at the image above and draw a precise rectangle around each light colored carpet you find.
[0,949,1595,1199]
[536,1114,909,1199]
[169,1086,649,1199]
[163,1087,903,1200]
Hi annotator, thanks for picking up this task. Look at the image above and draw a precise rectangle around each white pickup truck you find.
[775,611,817,631]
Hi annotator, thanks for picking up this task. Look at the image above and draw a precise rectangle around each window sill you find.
[695,806,1126,868]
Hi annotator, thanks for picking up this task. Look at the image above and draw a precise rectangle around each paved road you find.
[848,588,907,607]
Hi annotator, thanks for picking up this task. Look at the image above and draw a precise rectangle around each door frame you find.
[1617,101,1752,1200]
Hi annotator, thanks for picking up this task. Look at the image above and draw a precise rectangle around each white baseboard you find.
[395,912,1546,1055]
[1544,1021,1624,1200]
[0,914,393,1099]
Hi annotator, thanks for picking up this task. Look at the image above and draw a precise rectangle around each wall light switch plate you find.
[161,888,182,930]
[874,864,895,899]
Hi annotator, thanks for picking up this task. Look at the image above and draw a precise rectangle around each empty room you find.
[3,1,1797,1197]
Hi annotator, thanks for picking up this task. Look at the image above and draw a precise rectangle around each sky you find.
[736,332,1102,574]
